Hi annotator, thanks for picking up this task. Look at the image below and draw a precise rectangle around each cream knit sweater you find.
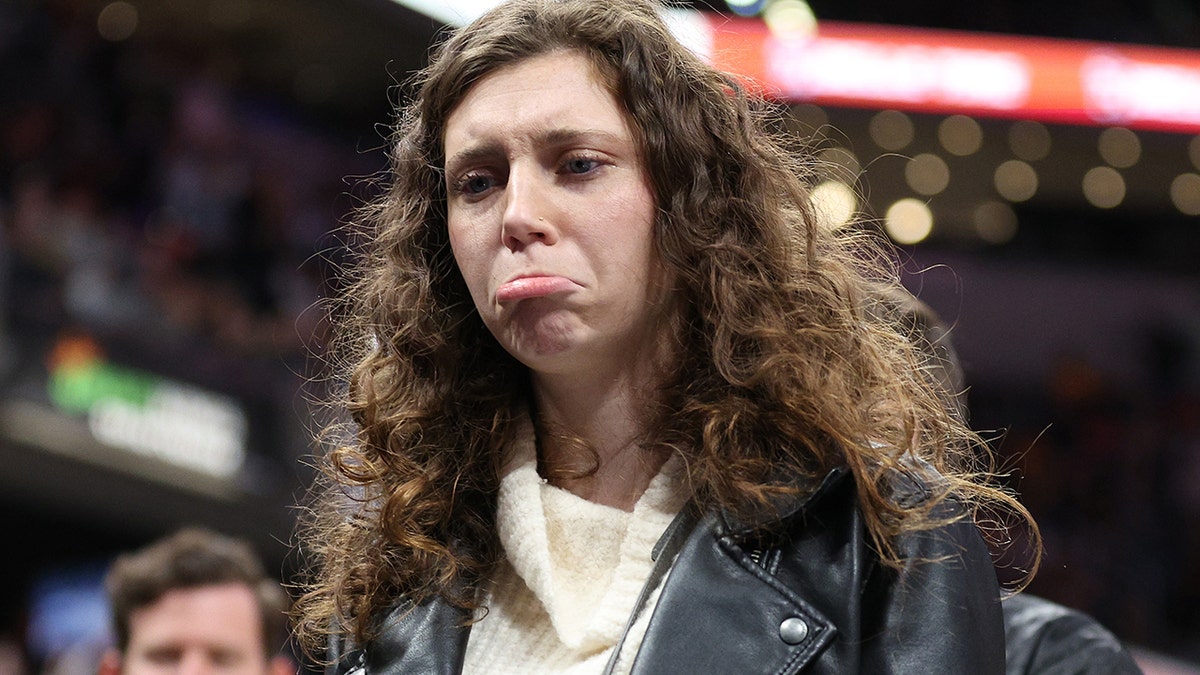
[463,428,686,674]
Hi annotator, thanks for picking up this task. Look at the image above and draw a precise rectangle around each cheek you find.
[447,222,493,309]
[619,195,659,269]
[447,220,478,274]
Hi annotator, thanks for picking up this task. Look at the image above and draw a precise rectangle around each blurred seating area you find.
[975,348,1200,663]
[0,0,379,400]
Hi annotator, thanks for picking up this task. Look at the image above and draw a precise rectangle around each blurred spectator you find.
[98,528,293,675]
[0,634,26,675]
[884,290,1141,674]
[978,323,1200,661]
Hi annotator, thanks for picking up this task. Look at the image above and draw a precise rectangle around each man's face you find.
[118,583,272,675]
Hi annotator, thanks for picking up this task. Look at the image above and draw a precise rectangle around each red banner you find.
[698,17,1200,133]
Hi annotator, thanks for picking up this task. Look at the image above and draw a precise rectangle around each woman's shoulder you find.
[721,455,961,535]
[659,462,1006,673]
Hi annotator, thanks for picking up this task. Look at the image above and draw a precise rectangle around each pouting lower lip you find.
[496,275,577,302]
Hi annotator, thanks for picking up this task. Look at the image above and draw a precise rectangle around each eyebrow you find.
[444,127,628,178]
[444,141,504,180]
[539,127,624,149]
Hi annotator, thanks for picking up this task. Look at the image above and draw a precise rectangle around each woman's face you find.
[444,50,672,380]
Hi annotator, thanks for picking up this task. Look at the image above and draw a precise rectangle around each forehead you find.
[443,50,630,152]
[127,583,264,650]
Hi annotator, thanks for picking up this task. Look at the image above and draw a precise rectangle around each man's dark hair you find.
[105,527,289,655]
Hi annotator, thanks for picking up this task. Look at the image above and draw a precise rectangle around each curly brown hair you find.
[295,0,1039,652]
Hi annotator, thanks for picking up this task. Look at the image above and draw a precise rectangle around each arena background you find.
[1,0,1197,671]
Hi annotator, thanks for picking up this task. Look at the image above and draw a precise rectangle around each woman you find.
[296,0,1038,672]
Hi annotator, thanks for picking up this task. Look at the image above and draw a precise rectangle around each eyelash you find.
[453,172,494,196]
[450,153,606,199]
[559,154,602,176]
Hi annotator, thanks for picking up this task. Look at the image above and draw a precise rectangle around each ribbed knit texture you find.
[463,425,686,674]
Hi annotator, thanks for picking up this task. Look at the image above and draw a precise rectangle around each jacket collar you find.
[718,465,851,537]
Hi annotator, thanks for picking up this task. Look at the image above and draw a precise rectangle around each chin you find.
[502,315,582,362]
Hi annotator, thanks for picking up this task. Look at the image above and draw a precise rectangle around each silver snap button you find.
[779,616,809,644]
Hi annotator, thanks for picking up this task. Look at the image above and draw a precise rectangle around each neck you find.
[532,367,669,512]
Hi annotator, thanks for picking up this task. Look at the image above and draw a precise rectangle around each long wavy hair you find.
[295,0,1039,652]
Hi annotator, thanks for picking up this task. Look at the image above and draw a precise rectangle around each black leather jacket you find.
[331,467,1006,674]
[1002,593,1142,674]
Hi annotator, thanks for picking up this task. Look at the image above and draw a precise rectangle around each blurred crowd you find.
[977,343,1200,661]
[0,0,378,399]
[1,0,1198,671]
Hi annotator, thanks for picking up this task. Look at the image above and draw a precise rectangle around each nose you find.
[500,166,558,251]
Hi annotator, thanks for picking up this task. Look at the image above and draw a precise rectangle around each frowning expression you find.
[444,50,671,378]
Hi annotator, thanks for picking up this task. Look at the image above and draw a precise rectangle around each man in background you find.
[888,291,1141,674]
[98,528,293,675]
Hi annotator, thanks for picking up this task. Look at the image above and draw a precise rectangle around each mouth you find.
[496,275,579,303]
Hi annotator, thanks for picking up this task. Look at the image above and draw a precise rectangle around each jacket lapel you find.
[629,510,838,675]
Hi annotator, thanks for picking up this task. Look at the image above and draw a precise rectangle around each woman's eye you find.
[563,157,600,175]
[456,173,494,195]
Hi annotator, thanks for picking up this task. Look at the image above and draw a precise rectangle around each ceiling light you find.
[1082,166,1126,208]
[869,110,914,151]
[1007,120,1051,162]
[885,199,933,245]
[994,160,1038,202]
[938,115,983,156]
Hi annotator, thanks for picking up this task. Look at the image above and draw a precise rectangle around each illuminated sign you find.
[698,18,1200,133]
[1081,52,1200,129]
[388,1,1200,131]
[47,336,248,479]
[767,38,1031,110]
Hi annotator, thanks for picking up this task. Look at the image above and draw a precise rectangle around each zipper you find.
[748,545,778,572]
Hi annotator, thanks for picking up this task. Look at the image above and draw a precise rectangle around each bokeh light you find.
[973,201,1019,244]
[817,146,861,182]
[1008,120,1051,162]
[1169,173,1200,216]
[884,198,934,244]
[938,115,983,156]
[1098,127,1141,168]
[726,0,767,17]
[764,0,817,37]
[905,153,951,196]
[869,110,914,151]
[1082,166,1126,209]
[994,159,1038,202]
[809,180,858,230]
[97,1,137,42]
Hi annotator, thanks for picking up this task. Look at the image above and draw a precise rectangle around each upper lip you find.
[503,272,566,284]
